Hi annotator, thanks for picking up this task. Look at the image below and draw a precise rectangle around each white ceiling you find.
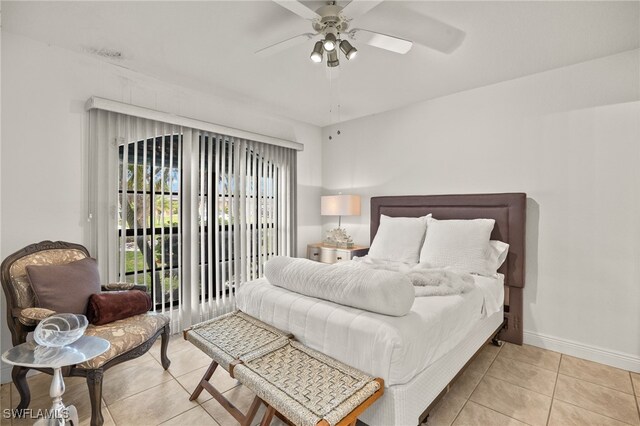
[3,1,639,127]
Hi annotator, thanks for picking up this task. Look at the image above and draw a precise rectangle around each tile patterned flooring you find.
[426,343,640,426]
[0,335,639,426]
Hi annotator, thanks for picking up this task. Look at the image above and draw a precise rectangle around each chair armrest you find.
[14,307,56,326]
[102,282,147,292]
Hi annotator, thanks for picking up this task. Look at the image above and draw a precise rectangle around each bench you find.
[184,311,383,426]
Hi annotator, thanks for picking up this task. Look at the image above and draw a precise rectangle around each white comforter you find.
[236,273,504,386]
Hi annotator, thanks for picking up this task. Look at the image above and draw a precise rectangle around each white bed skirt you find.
[360,309,504,426]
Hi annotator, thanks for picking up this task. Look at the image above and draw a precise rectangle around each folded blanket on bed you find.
[264,256,415,316]
[349,256,476,297]
[406,267,475,296]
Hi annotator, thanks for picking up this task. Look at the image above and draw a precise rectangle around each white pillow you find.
[419,217,495,276]
[487,240,509,274]
[368,214,431,263]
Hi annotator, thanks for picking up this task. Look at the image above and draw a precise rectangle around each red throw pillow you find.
[87,290,152,325]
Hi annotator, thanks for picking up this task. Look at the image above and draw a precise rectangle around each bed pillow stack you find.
[419,217,496,276]
[367,213,509,276]
[368,214,431,263]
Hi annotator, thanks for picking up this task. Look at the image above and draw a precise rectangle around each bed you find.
[237,193,526,426]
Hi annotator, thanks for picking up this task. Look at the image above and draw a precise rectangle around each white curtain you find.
[88,109,297,331]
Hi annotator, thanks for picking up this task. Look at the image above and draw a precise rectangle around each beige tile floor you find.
[426,343,640,426]
[1,336,639,426]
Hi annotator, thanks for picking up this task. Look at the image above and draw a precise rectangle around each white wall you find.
[322,49,640,372]
[0,32,323,383]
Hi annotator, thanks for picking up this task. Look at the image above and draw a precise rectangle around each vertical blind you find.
[88,109,297,331]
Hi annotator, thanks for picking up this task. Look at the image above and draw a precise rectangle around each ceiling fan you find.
[256,0,466,67]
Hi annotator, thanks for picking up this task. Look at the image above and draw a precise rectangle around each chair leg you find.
[160,324,171,370]
[86,369,104,426]
[11,366,30,416]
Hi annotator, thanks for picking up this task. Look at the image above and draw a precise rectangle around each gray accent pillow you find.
[26,257,101,314]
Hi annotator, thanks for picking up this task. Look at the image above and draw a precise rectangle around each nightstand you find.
[307,243,369,264]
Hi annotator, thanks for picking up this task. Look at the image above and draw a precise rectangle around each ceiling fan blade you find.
[349,29,413,54]
[255,33,316,57]
[272,0,320,21]
[360,5,466,54]
[341,0,384,20]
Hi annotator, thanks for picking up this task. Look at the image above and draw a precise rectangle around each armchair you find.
[1,241,171,426]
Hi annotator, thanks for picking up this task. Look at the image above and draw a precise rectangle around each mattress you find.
[236,273,504,386]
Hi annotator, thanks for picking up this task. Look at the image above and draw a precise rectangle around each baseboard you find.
[523,330,640,373]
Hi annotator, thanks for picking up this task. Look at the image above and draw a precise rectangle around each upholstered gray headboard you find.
[370,193,526,344]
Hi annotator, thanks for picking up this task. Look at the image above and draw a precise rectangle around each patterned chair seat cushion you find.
[78,312,169,369]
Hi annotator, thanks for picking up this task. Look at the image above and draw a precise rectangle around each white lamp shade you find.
[321,195,361,216]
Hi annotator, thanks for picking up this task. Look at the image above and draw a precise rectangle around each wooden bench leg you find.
[241,396,263,426]
[189,360,261,425]
[189,361,218,401]
[260,405,276,426]
[275,412,295,425]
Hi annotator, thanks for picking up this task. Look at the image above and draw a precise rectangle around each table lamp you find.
[321,194,361,248]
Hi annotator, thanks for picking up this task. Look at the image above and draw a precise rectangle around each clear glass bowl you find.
[34,313,88,347]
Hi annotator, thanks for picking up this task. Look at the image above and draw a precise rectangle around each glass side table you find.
[2,336,110,426]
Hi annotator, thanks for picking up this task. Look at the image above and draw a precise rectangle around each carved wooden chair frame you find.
[1,240,171,426]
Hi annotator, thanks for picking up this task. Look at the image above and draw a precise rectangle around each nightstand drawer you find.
[307,246,321,261]
[335,249,350,263]
[307,243,369,264]
[320,248,337,264]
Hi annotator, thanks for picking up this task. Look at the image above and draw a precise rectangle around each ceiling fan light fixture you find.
[310,41,324,63]
[327,49,339,67]
[323,32,337,51]
[340,40,357,60]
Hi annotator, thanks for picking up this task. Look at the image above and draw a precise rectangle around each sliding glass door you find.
[89,109,296,329]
